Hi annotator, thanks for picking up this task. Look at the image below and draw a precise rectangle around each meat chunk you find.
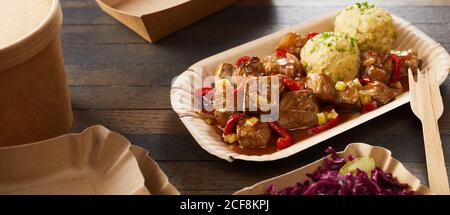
[213,111,235,128]
[215,63,235,79]
[397,49,420,76]
[276,31,308,58]
[236,118,272,148]
[242,76,281,114]
[361,50,393,84]
[305,72,335,102]
[363,81,395,105]
[279,90,320,129]
[334,80,361,111]
[233,56,265,77]
[262,53,304,79]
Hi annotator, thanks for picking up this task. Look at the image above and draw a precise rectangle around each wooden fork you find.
[408,68,449,194]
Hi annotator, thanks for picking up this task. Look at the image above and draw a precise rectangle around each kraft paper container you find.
[170,11,450,162]
[234,143,432,195]
[0,0,72,146]
[0,125,177,195]
[96,0,239,42]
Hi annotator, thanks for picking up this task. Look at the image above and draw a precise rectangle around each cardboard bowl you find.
[170,12,450,162]
[234,143,432,195]
[96,0,238,42]
[0,125,178,195]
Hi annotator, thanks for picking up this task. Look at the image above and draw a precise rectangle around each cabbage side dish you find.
[264,147,414,195]
[196,2,420,155]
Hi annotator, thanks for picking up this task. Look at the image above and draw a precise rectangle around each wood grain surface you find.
[61,0,450,194]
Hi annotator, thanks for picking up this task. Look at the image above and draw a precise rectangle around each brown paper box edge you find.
[96,0,239,42]
[233,143,433,195]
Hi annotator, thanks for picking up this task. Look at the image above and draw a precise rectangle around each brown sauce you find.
[229,112,361,156]
[211,75,410,156]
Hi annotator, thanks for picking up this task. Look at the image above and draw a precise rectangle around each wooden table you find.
[62,0,450,194]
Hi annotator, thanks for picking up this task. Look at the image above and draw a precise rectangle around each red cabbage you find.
[264,147,414,195]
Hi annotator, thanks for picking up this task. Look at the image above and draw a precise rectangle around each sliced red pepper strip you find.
[280,76,301,91]
[307,32,319,40]
[361,101,378,114]
[236,56,251,67]
[307,116,340,135]
[268,121,294,150]
[223,113,246,136]
[359,76,371,85]
[195,87,215,112]
[390,53,402,84]
[195,87,214,98]
[276,48,289,58]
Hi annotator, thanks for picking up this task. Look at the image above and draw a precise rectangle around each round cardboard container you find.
[0,0,72,146]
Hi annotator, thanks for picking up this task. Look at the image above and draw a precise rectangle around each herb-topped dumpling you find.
[334,2,396,53]
[301,32,360,83]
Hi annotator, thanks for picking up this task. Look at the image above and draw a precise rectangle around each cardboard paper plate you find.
[130,145,180,195]
[170,12,450,162]
[0,125,175,195]
[234,143,432,195]
[96,0,238,42]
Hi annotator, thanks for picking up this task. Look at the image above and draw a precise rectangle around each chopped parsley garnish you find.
[350,37,356,48]
[354,2,374,13]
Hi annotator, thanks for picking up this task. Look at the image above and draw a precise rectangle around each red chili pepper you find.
[276,48,289,58]
[268,121,294,150]
[390,53,402,84]
[307,116,340,135]
[322,105,334,112]
[223,113,246,136]
[195,87,214,98]
[280,76,301,91]
[361,101,378,113]
[236,56,251,67]
[359,76,371,85]
[307,32,319,40]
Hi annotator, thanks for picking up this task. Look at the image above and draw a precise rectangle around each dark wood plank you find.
[124,132,450,162]
[61,22,450,45]
[62,43,232,65]
[66,64,184,86]
[70,86,170,109]
[71,110,187,135]
[61,5,450,26]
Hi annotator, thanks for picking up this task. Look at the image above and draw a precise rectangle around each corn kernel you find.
[358,90,372,105]
[325,109,339,120]
[317,112,327,125]
[393,81,402,89]
[335,81,347,91]
[245,117,259,127]
[224,133,238,143]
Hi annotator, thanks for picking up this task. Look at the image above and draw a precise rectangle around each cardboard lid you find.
[0,0,62,71]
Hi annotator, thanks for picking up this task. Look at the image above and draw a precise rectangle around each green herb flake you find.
[350,37,356,48]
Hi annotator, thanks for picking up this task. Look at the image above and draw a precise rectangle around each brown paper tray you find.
[170,11,450,162]
[234,143,432,195]
[130,145,180,195]
[96,0,239,42]
[0,125,178,195]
